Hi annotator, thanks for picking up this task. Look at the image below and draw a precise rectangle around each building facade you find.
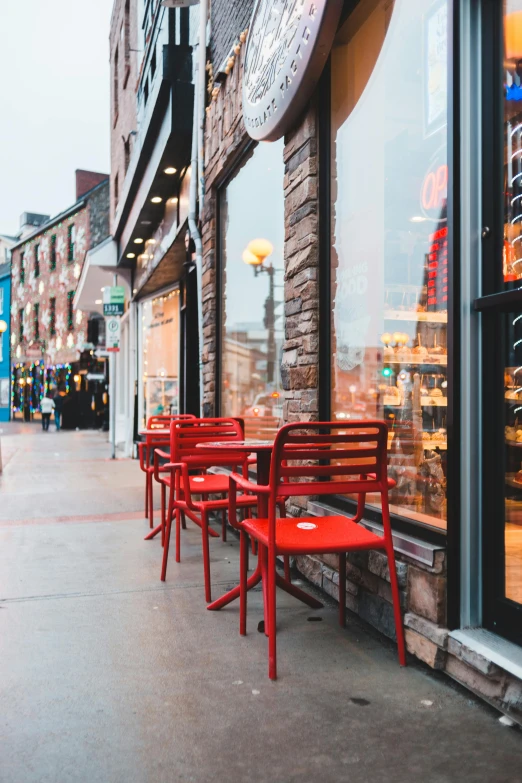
[194,0,522,721]
[0,236,14,422]
[78,0,199,455]
[9,171,110,427]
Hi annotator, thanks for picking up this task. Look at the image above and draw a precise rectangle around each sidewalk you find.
[1,423,522,783]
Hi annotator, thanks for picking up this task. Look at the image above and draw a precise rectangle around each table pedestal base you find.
[207,562,323,612]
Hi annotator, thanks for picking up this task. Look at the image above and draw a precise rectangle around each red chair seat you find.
[240,515,386,555]
[159,473,234,494]
[188,474,230,493]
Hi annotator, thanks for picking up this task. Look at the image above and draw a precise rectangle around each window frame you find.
[50,297,56,336]
[317,0,458,550]
[34,302,39,341]
[34,244,40,278]
[67,225,75,263]
[0,286,3,315]
[50,235,57,271]
[67,291,75,332]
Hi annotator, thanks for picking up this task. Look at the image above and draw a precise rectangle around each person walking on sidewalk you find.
[40,394,55,432]
[53,392,64,431]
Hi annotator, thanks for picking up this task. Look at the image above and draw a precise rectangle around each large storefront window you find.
[140,288,180,423]
[330,0,449,530]
[219,141,285,438]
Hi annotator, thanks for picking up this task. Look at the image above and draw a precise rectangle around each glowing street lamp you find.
[242,238,276,383]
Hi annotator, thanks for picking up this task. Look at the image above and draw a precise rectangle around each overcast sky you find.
[0,0,113,237]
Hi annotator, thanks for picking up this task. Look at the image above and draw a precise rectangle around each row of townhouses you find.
[3,0,522,723]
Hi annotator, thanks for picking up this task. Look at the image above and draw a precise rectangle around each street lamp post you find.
[0,319,7,474]
[242,240,277,384]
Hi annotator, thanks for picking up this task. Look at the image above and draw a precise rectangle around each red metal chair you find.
[138,414,196,528]
[156,418,260,601]
[229,421,406,680]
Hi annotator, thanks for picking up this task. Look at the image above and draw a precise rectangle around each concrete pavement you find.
[1,422,522,783]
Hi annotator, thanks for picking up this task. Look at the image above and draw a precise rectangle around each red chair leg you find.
[148,475,154,529]
[386,540,406,666]
[221,508,227,542]
[338,552,346,628]
[267,546,277,681]
[175,508,181,563]
[240,530,248,636]
[201,510,212,603]
[161,483,166,547]
[382,495,406,666]
[161,506,173,582]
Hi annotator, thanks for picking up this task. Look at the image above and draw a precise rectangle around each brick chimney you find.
[75,170,109,200]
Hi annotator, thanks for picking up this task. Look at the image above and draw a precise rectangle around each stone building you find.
[9,171,109,426]
[197,0,522,721]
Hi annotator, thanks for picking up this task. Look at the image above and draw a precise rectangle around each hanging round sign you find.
[242,0,343,142]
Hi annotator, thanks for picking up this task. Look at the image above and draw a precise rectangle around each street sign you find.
[106,316,121,352]
[86,373,106,381]
[103,285,125,316]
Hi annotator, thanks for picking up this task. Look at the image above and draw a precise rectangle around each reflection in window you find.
[331,0,449,530]
[220,141,285,439]
[141,289,180,424]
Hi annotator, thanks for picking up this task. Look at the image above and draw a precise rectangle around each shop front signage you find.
[103,286,125,316]
[242,0,342,142]
[106,316,121,352]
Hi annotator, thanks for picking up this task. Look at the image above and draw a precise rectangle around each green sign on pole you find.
[103,286,125,316]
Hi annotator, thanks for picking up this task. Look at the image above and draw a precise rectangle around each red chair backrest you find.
[170,417,246,468]
[147,414,196,430]
[270,421,389,501]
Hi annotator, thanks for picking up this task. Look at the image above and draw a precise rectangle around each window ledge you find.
[450,628,522,681]
[308,500,444,567]
[208,467,443,568]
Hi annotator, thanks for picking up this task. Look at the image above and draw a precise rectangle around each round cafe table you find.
[139,428,170,438]
[196,439,323,616]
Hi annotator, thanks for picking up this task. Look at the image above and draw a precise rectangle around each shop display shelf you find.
[505,395,522,402]
[421,396,447,406]
[506,474,522,490]
[384,309,448,324]
[382,396,447,407]
[385,356,448,366]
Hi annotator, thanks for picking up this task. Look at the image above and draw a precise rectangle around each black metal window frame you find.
[317,0,460,558]
[34,244,40,278]
[20,252,25,285]
[475,0,522,644]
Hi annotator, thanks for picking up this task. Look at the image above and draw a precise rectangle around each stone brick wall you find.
[209,0,254,72]
[201,29,251,417]
[87,180,110,250]
[202,16,522,723]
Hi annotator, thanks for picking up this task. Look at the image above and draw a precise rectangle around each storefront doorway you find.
[478,0,522,645]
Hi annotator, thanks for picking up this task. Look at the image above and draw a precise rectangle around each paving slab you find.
[1,425,522,782]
